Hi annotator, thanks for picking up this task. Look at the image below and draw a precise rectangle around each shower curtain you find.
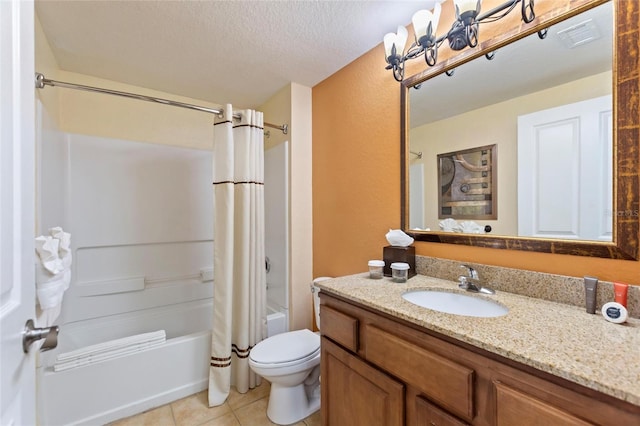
[209,104,267,406]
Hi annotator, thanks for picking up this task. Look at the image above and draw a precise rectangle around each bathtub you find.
[38,300,288,426]
[266,299,288,337]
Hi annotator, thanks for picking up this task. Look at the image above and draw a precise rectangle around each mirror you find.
[401,0,639,259]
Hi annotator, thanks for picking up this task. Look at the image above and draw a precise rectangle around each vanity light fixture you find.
[384,0,538,82]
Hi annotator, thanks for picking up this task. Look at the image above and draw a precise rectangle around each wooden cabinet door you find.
[494,381,592,426]
[321,337,404,426]
[415,396,470,426]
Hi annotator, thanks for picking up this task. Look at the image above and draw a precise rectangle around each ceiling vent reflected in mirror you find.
[556,19,602,48]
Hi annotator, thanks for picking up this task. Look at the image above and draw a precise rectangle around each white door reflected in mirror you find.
[517,95,613,241]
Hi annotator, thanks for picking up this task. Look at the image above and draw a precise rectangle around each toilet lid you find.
[250,329,320,364]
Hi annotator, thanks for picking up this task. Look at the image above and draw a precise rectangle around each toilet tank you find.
[311,277,332,330]
[311,277,333,330]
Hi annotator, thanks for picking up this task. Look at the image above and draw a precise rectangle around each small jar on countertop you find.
[368,260,385,279]
[391,262,410,283]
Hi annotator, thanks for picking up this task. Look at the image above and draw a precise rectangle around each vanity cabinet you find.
[320,292,640,426]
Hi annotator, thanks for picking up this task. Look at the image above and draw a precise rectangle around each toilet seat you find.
[250,348,320,370]
[250,329,320,368]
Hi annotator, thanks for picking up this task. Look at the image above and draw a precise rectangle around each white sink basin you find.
[402,290,508,318]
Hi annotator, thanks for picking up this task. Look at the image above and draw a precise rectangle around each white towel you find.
[50,227,72,270]
[35,236,63,275]
[53,330,166,372]
[35,270,68,309]
[35,227,72,327]
[53,340,166,371]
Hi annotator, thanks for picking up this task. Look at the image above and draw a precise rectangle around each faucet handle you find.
[460,264,479,279]
[458,275,469,289]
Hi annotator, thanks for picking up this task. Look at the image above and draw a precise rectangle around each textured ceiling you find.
[35,0,439,109]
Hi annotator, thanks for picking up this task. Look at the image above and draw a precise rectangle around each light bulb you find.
[383,26,408,59]
[412,3,441,41]
[454,0,481,15]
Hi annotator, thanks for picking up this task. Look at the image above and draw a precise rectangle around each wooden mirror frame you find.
[401,0,639,260]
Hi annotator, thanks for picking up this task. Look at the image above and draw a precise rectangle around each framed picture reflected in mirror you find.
[438,144,497,220]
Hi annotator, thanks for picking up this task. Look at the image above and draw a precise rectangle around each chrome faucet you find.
[458,265,495,294]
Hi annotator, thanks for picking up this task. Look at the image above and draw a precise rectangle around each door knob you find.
[22,319,59,353]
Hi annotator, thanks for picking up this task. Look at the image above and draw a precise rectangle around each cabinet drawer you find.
[365,326,474,422]
[494,381,591,426]
[320,305,359,352]
[416,396,469,426]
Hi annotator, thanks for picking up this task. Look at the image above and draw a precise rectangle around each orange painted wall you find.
[312,43,400,279]
[312,0,640,285]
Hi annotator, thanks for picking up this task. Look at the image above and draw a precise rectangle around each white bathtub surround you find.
[37,132,215,425]
[210,105,267,407]
[264,141,290,329]
[34,227,72,327]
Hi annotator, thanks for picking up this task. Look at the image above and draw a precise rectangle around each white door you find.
[517,95,612,241]
[0,0,37,424]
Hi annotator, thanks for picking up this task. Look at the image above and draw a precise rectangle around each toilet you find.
[249,277,331,425]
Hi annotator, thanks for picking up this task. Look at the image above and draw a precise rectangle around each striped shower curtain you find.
[209,104,267,406]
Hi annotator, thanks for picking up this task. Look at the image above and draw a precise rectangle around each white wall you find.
[36,17,218,151]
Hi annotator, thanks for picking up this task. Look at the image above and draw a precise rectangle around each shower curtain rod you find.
[34,73,289,135]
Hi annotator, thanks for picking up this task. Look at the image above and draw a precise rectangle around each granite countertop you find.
[316,273,640,407]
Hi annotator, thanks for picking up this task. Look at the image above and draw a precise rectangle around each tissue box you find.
[383,246,416,278]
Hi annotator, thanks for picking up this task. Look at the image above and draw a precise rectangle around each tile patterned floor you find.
[109,381,322,426]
